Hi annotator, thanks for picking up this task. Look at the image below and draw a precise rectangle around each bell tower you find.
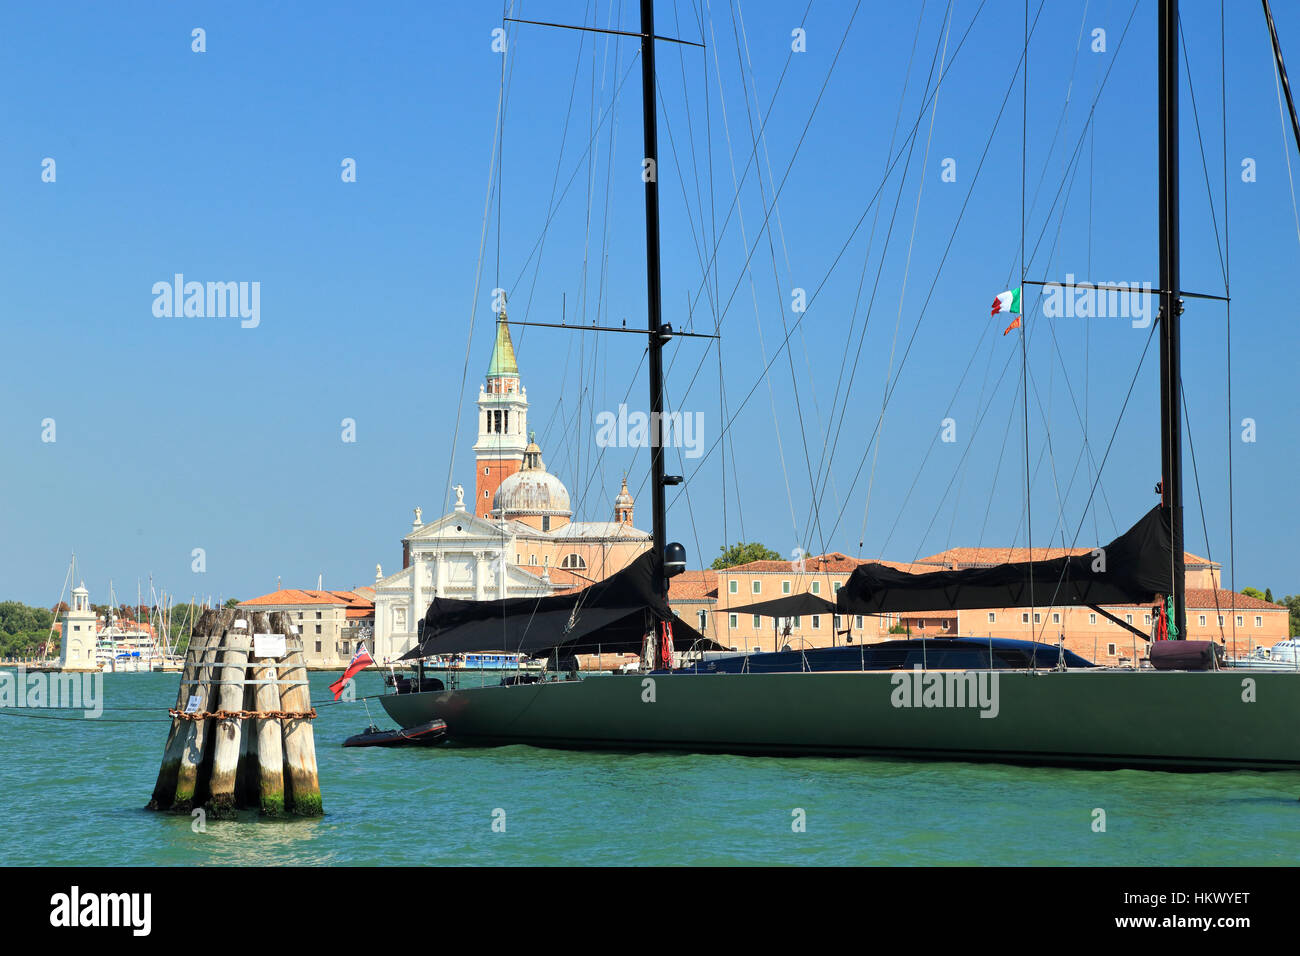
[473,305,529,518]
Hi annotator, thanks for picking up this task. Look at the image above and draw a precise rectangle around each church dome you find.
[492,434,571,517]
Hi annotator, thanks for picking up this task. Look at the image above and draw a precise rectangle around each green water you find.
[1,671,1296,866]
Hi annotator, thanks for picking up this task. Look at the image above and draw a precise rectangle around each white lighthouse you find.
[59,583,98,672]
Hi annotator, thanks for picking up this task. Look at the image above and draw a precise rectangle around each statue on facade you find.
[454,484,465,507]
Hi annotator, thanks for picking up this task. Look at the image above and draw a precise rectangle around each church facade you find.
[371,311,650,663]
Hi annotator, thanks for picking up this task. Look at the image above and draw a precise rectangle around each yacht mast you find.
[1157,0,1186,638]
[640,0,669,598]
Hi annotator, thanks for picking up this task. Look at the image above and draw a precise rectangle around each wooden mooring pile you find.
[146,607,322,818]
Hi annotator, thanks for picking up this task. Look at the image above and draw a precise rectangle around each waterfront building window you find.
[1021,612,1030,624]
[1053,612,1061,624]
[342,642,350,656]
[855,616,864,628]
[1218,615,1225,626]
[1089,613,1097,625]
[530,554,538,565]
[1034,613,1041,624]
[1255,616,1263,627]
[1236,615,1244,627]
[988,612,996,623]
[1143,614,1151,625]
[729,580,738,594]
[315,641,322,653]
[315,625,321,634]
[315,611,322,620]
[753,615,761,628]
[811,581,821,595]
[698,611,707,633]
[834,615,842,629]
[560,553,587,570]
[812,615,821,629]
[1125,614,1133,625]
[1199,615,1207,626]
[752,580,761,595]
[1107,643,1116,656]
[782,580,791,594]
[729,614,738,628]
[833,582,841,594]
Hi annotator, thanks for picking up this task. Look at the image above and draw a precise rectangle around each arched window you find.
[560,553,587,570]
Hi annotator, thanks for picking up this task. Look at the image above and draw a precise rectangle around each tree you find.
[223,598,240,608]
[1264,588,1274,604]
[1283,595,1300,637]
[1242,587,1265,601]
[711,542,783,570]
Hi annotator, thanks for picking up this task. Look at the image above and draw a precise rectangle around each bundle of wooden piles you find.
[145,607,323,818]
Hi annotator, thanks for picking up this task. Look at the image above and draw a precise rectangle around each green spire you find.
[487,310,519,377]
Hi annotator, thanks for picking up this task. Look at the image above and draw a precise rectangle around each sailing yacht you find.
[381,0,1300,771]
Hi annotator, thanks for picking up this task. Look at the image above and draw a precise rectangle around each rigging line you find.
[1180,380,1228,646]
[726,0,833,559]
[822,4,1045,547]
[804,0,931,552]
[1178,16,1228,287]
[1021,0,1031,619]
[978,376,1025,547]
[861,0,955,557]
[1038,318,1161,614]
[663,0,990,482]
[896,347,1021,564]
[683,0,815,328]
[731,0,838,532]
[656,74,723,318]
[505,51,643,303]
[704,2,801,545]
[517,0,596,336]
[436,7,513,572]
[1222,0,1237,648]
[1272,32,1300,250]
[673,0,981,534]
[672,0,717,313]
[1022,129,1122,537]
[1022,0,1141,275]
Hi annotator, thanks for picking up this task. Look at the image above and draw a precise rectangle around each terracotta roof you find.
[1185,589,1285,611]
[918,545,1218,568]
[668,571,718,601]
[722,551,866,574]
[239,589,375,615]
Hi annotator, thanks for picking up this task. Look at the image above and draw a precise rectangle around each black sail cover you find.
[836,506,1173,614]
[400,551,722,659]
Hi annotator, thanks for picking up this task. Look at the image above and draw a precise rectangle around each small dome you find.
[614,476,634,509]
[492,435,571,517]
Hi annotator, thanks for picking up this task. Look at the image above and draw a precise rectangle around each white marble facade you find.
[372,499,553,663]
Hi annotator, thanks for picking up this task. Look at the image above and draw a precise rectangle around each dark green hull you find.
[379,669,1300,771]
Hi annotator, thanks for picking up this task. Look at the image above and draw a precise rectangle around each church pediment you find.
[405,509,510,543]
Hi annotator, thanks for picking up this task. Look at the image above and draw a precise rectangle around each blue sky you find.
[1,0,1297,607]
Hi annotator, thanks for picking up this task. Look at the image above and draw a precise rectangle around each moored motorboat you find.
[343,718,447,748]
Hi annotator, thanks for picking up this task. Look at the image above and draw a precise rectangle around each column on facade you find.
[474,551,488,601]
[411,551,424,641]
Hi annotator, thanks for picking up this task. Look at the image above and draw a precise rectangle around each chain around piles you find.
[169,707,317,721]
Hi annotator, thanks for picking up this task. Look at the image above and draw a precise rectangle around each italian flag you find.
[991,288,1022,336]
